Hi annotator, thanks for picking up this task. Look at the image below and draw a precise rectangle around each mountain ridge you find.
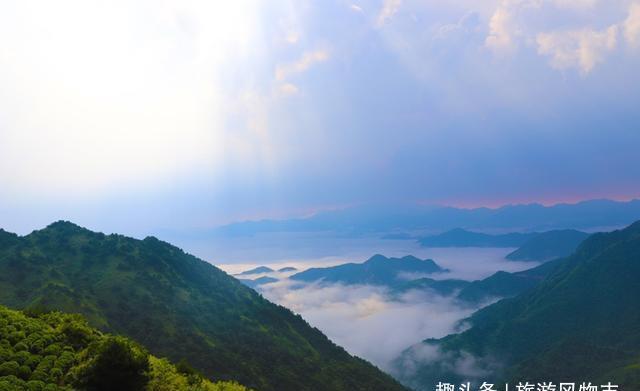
[392,220,640,389]
[290,254,447,286]
[0,221,407,391]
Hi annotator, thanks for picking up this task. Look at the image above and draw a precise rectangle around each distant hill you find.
[290,255,447,286]
[391,259,560,304]
[237,266,274,275]
[419,228,537,248]
[393,221,640,390]
[0,304,248,391]
[0,221,406,391]
[278,267,298,272]
[455,259,561,304]
[207,199,640,237]
[237,276,279,289]
[506,229,589,261]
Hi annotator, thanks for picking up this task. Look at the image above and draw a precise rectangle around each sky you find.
[1,0,640,237]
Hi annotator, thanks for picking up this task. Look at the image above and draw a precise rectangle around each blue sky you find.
[1,0,639,236]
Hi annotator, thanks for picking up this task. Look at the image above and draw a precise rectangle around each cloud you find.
[377,0,402,27]
[350,4,364,13]
[275,49,330,81]
[536,25,618,73]
[393,342,499,387]
[485,4,518,54]
[278,83,300,97]
[551,0,598,9]
[624,2,640,47]
[258,279,479,369]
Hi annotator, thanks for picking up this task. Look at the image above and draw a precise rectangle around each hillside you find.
[0,222,406,391]
[418,228,537,248]
[390,259,559,304]
[506,229,589,261]
[393,221,640,389]
[455,259,561,304]
[0,304,247,391]
[290,254,447,286]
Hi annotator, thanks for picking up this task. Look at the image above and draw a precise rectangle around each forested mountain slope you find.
[0,222,406,391]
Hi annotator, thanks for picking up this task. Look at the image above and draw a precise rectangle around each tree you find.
[74,336,150,391]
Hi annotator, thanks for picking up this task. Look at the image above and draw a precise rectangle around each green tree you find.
[75,336,150,391]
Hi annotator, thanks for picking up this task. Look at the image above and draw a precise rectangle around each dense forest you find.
[0,222,406,391]
[0,304,247,390]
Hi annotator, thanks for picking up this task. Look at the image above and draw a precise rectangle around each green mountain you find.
[419,228,537,248]
[393,221,640,390]
[0,222,406,391]
[0,304,247,391]
[506,229,589,261]
[290,254,447,286]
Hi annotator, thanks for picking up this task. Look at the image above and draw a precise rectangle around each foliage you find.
[0,304,249,390]
[0,221,405,391]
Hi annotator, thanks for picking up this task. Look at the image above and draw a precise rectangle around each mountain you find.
[393,221,640,389]
[0,304,247,391]
[205,199,640,238]
[0,221,406,391]
[455,259,561,304]
[290,255,447,286]
[278,267,298,272]
[506,229,589,261]
[391,259,560,304]
[419,228,537,248]
[237,276,279,289]
[237,266,274,275]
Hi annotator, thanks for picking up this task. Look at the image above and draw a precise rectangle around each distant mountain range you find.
[419,228,590,262]
[237,266,274,275]
[290,255,447,286]
[0,222,406,391]
[390,259,559,305]
[209,199,640,237]
[392,220,640,389]
[419,228,537,248]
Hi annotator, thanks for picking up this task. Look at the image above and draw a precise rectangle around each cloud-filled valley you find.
[225,246,538,371]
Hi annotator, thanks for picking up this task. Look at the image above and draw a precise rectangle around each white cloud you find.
[275,49,330,81]
[624,2,640,47]
[350,4,364,13]
[259,280,478,369]
[485,5,518,54]
[377,0,402,27]
[536,25,618,73]
[278,83,300,96]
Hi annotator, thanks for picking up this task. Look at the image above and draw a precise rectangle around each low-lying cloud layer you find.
[259,280,480,370]
[226,247,539,372]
